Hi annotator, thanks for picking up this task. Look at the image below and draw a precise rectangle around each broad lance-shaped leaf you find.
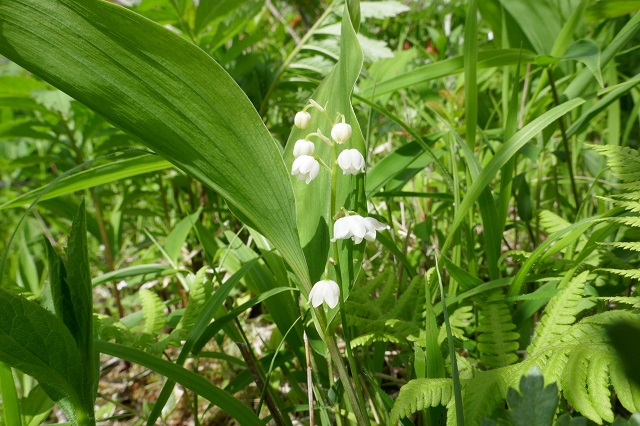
[284,1,365,285]
[0,0,310,289]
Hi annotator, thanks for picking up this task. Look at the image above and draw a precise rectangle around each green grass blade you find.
[442,98,585,255]
[146,258,259,424]
[358,49,538,100]
[0,152,170,210]
[95,340,263,426]
[0,0,309,289]
[0,363,21,426]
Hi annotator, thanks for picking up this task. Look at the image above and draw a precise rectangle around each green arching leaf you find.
[562,39,604,89]
[283,3,365,285]
[0,363,21,426]
[163,209,202,263]
[358,49,539,100]
[0,0,309,290]
[95,340,264,426]
[0,152,171,210]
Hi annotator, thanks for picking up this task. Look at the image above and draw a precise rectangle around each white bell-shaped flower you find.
[293,139,315,158]
[294,111,312,129]
[332,215,389,243]
[331,215,368,243]
[291,155,320,184]
[337,149,365,175]
[331,122,352,144]
[308,279,340,308]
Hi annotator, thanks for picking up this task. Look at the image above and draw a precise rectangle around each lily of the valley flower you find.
[309,279,340,308]
[331,215,389,244]
[331,122,352,144]
[337,149,365,175]
[294,111,312,129]
[293,139,315,157]
[292,155,320,184]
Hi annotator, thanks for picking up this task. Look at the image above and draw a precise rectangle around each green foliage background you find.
[0,0,640,425]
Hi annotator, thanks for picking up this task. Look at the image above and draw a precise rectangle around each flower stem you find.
[328,142,370,424]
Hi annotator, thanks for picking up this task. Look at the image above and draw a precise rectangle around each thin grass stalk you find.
[547,68,581,210]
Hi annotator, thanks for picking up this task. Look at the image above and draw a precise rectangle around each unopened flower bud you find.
[294,111,312,129]
[331,122,352,144]
[293,139,315,157]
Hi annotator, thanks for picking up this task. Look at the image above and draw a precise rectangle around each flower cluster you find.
[290,99,364,183]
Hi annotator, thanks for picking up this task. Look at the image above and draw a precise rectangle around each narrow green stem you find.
[325,142,369,425]
[547,68,581,210]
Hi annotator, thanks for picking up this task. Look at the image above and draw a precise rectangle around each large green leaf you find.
[0,0,309,289]
[283,2,365,284]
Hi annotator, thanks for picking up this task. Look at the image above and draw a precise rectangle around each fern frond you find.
[596,268,640,280]
[601,197,640,213]
[589,144,640,184]
[562,345,613,423]
[598,241,640,252]
[539,210,572,234]
[437,305,473,345]
[389,378,453,424]
[596,296,640,309]
[139,288,166,334]
[346,272,422,345]
[179,267,212,330]
[527,271,588,356]
[477,294,519,368]
[462,370,507,425]
[610,359,640,414]
[605,216,640,228]
[351,333,401,347]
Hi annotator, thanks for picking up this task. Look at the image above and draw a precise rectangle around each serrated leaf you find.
[506,366,559,426]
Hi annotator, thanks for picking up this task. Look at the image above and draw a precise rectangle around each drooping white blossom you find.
[308,279,340,309]
[337,149,365,174]
[294,111,312,129]
[331,122,352,144]
[293,139,315,158]
[291,155,320,184]
[331,215,389,244]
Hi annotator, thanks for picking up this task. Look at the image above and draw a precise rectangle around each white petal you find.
[349,215,368,243]
[308,284,323,307]
[332,217,351,241]
[323,280,340,309]
[364,217,389,231]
